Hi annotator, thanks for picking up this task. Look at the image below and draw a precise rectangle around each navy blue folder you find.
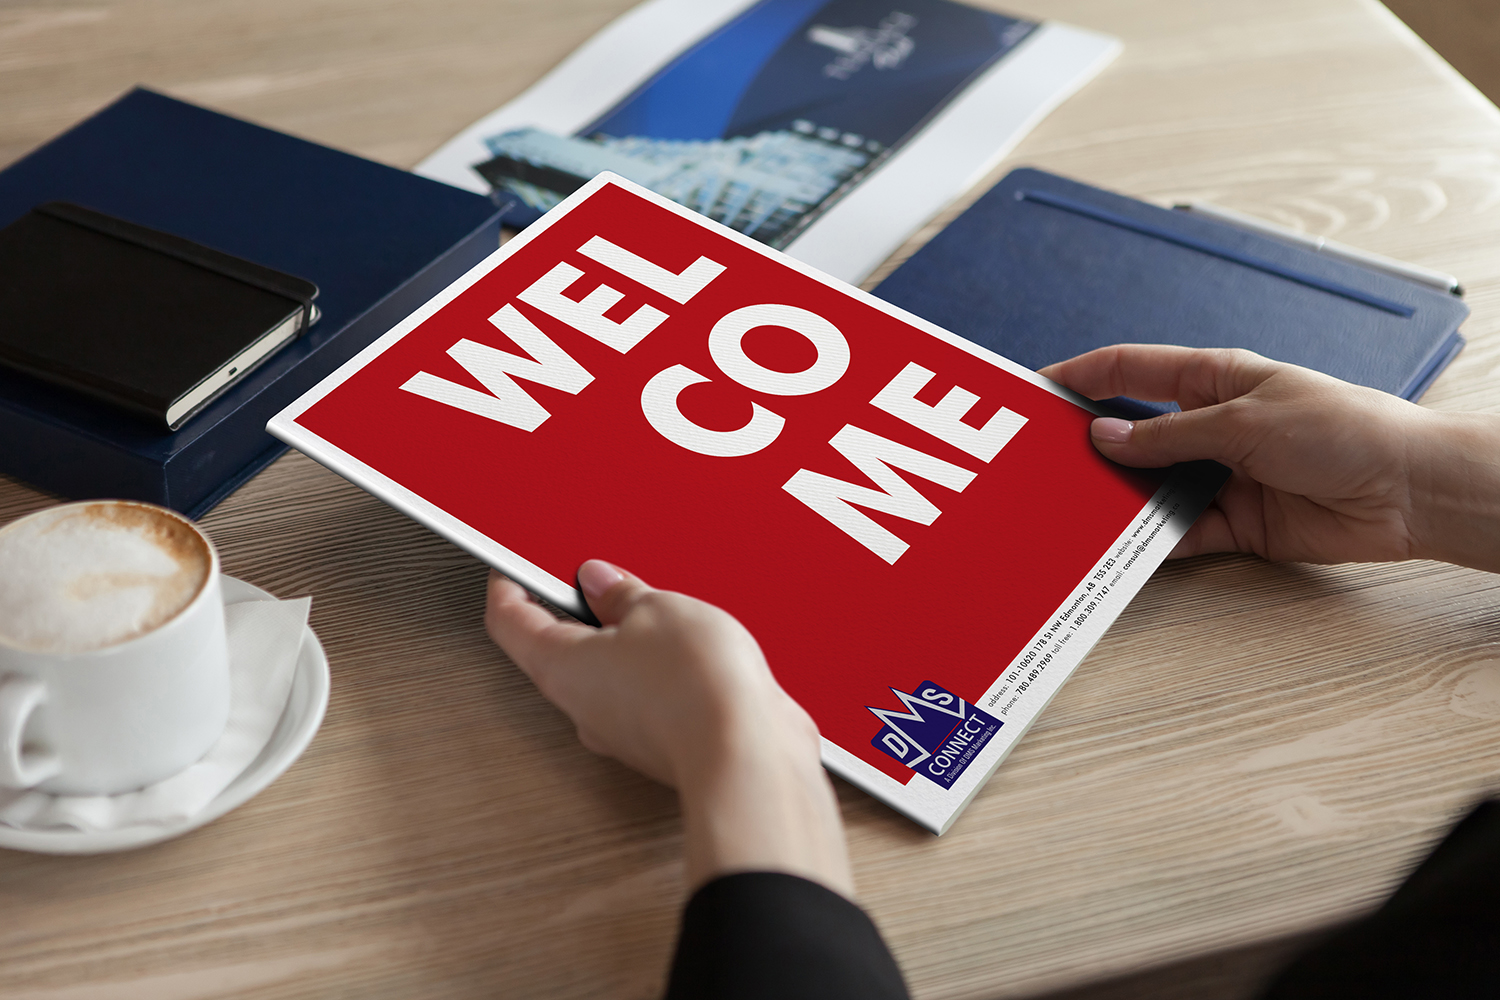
[0,89,505,516]
[874,168,1468,415]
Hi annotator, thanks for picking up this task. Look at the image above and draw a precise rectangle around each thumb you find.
[1089,405,1244,468]
[577,559,653,626]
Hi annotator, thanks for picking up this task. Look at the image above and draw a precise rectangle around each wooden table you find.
[3,1,1499,997]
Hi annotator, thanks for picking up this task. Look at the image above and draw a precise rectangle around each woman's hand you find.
[485,561,853,895]
[1040,345,1500,571]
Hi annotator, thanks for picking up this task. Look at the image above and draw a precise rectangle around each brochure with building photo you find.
[270,175,1222,834]
[418,0,1120,284]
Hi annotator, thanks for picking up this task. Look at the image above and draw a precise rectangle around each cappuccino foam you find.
[0,503,211,654]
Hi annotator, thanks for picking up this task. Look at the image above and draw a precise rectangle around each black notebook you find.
[0,202,318,429]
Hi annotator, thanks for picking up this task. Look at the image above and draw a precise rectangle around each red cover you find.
[270,175,1217,833]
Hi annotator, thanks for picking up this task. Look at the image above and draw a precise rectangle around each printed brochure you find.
[269,175,1221,834]
[417,0,1120,284]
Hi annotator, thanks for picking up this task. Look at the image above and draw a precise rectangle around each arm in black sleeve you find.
[1262,799,1500,999]
[665,872,911,1000]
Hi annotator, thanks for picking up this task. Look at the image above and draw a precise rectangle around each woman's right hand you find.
[1039,345,1500,572]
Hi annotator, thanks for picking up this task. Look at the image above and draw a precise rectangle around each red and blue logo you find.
[868,681,1002,789]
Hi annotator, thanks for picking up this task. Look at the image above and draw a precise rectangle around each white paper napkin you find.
[0,593,311,832]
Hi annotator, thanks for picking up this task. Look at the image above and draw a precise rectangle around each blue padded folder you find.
[0,89,505,516]
[874,168,1469,415]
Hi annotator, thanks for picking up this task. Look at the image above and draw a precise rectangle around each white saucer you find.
[0,576,330,855]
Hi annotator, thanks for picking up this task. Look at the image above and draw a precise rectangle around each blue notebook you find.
[0,89,505,516]
[874,168,1469,414]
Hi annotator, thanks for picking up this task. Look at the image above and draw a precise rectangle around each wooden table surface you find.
[3,1,1499,998]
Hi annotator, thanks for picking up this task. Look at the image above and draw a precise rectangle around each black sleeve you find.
[1263,799,1500,999]
[664,871,911,1000]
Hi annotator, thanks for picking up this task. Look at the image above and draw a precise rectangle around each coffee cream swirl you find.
[0,503,211,653]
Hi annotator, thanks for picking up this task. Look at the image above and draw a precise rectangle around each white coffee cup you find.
[0,500,230,795]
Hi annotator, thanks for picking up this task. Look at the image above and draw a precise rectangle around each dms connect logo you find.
[868,681,1002,789]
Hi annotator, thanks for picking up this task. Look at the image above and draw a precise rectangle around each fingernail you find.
[1092,417,1133,444]
[578,559,624,599]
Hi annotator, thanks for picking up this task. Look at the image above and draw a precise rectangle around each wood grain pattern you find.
[1,1,1499,997]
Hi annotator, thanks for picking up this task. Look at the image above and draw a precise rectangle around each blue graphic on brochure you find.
[473,0,1035,243]
[869,681,1002,789]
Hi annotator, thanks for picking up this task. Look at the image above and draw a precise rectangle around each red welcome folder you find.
[270,174,1220,833]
